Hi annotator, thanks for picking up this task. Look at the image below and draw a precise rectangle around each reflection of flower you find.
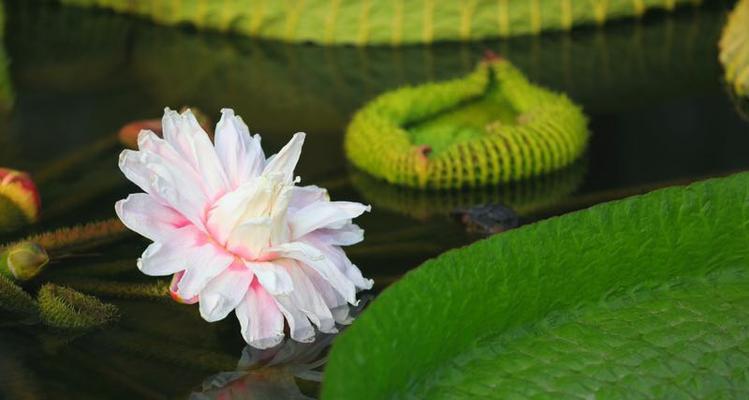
[191,298,369,400]
[116,108,372,348]
[191,336,334,400]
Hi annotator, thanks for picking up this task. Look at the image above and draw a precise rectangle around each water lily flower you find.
[115,108,373,348]
[0,168,41,232]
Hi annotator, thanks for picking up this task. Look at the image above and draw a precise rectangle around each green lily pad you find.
[345,59,589,189]
[322,172,749,399]
[57,0,699,45]
[720,0,749,97]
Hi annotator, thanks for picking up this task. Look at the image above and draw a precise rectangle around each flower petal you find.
[302,224,365,247]
[199,262,253,322]
[214,108,265,187]
[236,280,285,349]
[280,261,337,334]
[175,243,235,300]
[246,261,293,296]
[274,296,315,343]
[262,132,305,182]
[227,217,272,260]
[162,108,229,199]
[302,234,374,290]
[298,263,343,306]
[206,178,265,244]
[207,175,290,251]
[268,241,357,304]
[290,201,370,240]
[288,185,329,210]
[137,241,187,276]
[115,193,187,242]
[118,148,208,230]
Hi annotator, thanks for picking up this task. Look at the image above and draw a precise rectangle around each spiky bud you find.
[37,284,119,330]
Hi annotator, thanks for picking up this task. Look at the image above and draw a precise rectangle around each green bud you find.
[0,242,49,281]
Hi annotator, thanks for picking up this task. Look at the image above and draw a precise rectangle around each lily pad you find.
[720,0,749,97]
[57,0,699,45]
[322,172,749,399]
[345,58,589,189]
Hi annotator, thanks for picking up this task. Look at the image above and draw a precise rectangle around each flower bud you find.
[38,284,119,330]
[0,241,49,281]
[0,168,41,232]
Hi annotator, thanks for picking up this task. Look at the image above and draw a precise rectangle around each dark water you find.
[0,1,747,399]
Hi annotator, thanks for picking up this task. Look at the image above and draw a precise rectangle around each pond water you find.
[1,1,748,399]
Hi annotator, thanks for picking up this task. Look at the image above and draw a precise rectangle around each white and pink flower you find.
[115,108,372,348]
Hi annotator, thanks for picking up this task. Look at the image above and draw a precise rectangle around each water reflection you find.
[191,299,368,400]
[349,161,586,222]
[191,336,331,400]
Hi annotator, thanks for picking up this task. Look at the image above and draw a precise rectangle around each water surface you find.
[1,1,748,398]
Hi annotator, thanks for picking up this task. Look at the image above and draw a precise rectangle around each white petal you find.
[207,176,287,251]
[175,243,235,300]
[236,281,285,349]
[301,224,365,247]
[262,132,305,182]
[214,108,265,187]
[288,185,329,210]
[268,241,357,304]
[161,108,228,199]
[299,264,346,309]
[302,235,374,290]
[206,179,265,244]
[136,242,186,276]
[274,296,315,343]
[281,261,337,333]
[246,261,293,295]
[290,201,370,240]
[118,148,208,231]
[227,217,272,260]
[325,244,372,290]
[199,262,253,322]
[115,193,187,242]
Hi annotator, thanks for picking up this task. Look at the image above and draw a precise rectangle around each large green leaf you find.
[57,0,698,45]
[322,172,749,399]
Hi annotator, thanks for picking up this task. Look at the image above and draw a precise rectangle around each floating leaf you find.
[323,172,749,399]
[38,284,119,330]
[57,0,699,45]
[345,59,588,189]
[719,0,749,97]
